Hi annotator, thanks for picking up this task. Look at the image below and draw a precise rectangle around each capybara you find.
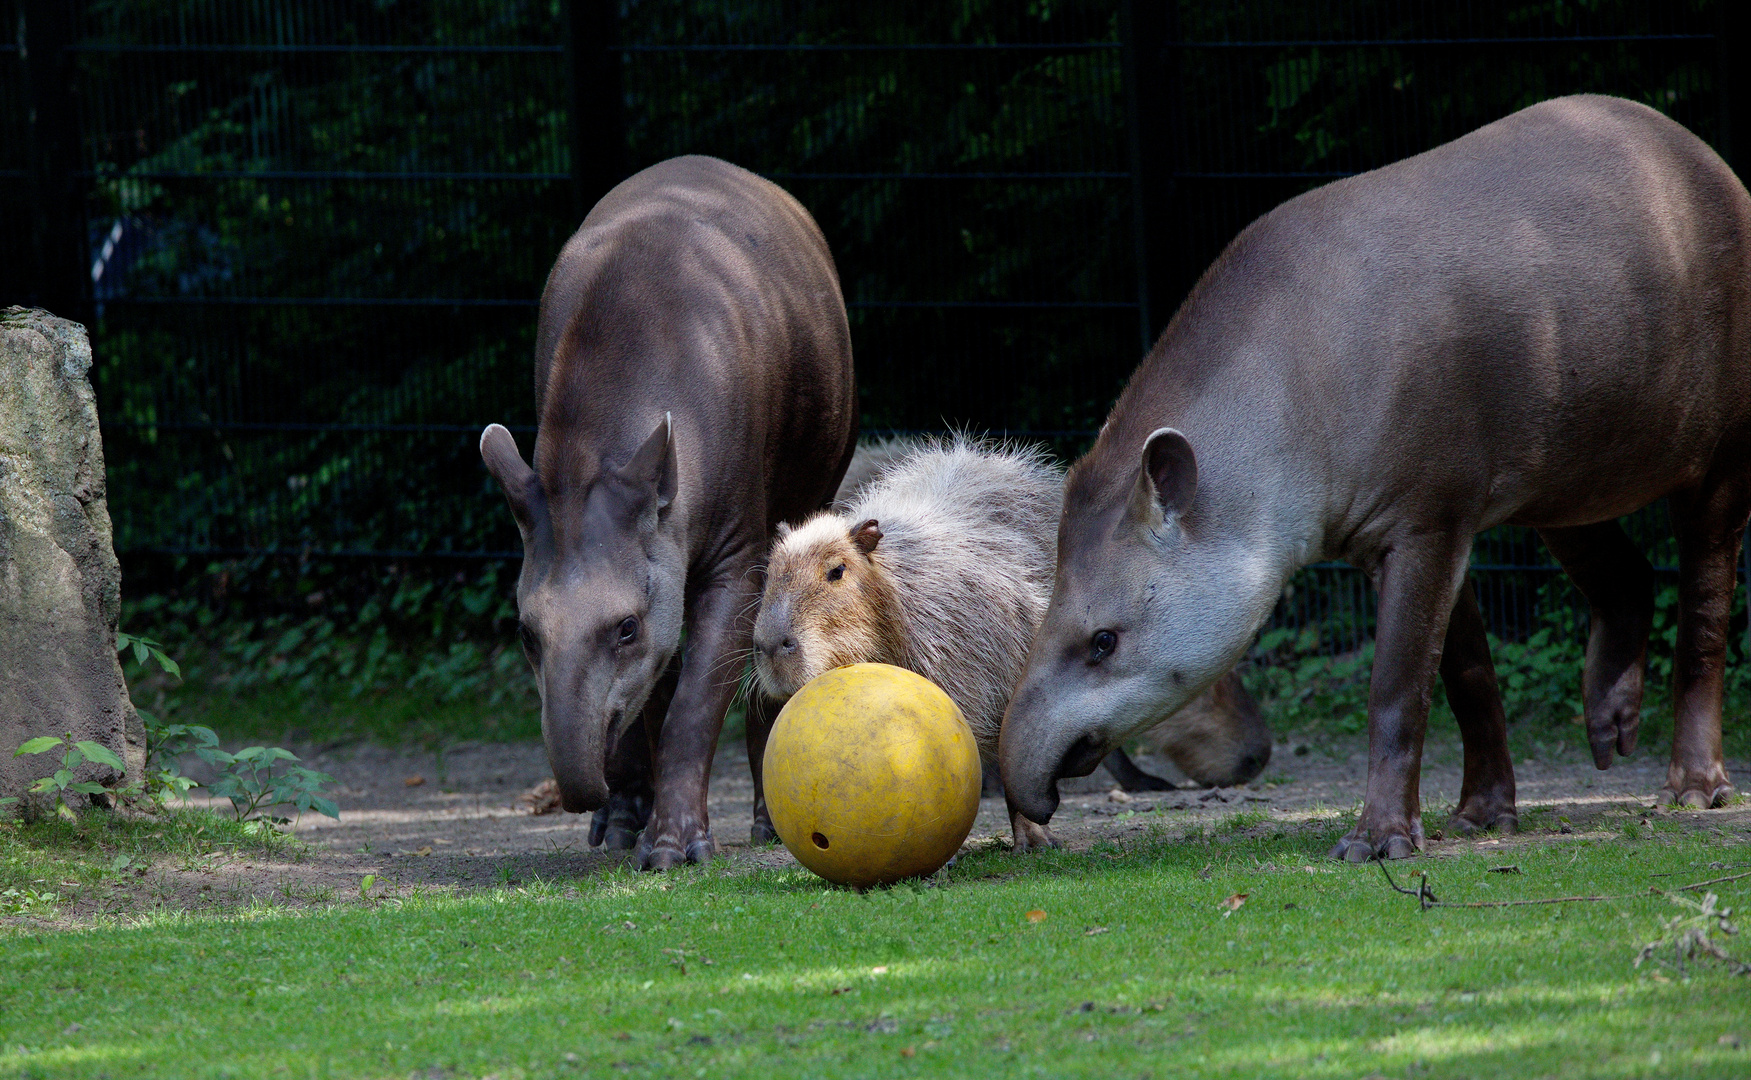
[1000,95,1751,862]
[480,155,856,869]
[752,437,1271,849]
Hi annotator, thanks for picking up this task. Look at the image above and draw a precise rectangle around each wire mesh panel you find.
[617,1,1139,434]
[73,0,569,557]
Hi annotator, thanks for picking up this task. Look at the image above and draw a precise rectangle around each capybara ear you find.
[480,423,542,534]
[851,518,883,555]
[1137,427,1198,519]
[616,412,679,514]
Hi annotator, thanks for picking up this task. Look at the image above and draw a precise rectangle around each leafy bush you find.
[199,746,338,827]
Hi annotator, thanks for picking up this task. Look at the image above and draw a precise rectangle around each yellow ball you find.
[763,662,982,888]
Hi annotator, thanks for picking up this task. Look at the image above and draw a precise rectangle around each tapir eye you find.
[518,622,541,665]
[1089,629,1117,664]
[826,564,845,582]
[617,616,640,646]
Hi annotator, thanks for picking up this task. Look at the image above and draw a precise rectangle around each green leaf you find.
[133,640,149,666]
[69,781,109,795]
[51,769,74,788]
[309,795,339,820]
[62,748,85,770]
[27,777,57,792]
[75,741,127,773]
[152,650,182,679]
[15,736,64,757]
[0,797,17,808]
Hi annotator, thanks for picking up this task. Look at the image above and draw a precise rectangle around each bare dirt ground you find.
[41,731,1748,921]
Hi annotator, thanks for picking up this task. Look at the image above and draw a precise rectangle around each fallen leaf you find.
[1719,1034,1742,1049]
[1084,926,1109,936]
[1025,909,1048,923]
[1220,892,1248,914]
[1197,863,1213,880]
[870,966,889,975]
[1488,865,1521,874]
[1107,789,1133,804]
[899,1047,915,1059]
[404,775,425,787]
[412,845,433,857]
[516,778,563,815]
[830,986,853,996]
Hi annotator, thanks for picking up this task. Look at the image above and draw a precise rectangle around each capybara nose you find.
[752,627,790,659]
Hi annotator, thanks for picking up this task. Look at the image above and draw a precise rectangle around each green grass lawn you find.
[3,821,1749,1079]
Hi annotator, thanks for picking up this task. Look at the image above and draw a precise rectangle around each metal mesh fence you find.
[5,0,1744,655]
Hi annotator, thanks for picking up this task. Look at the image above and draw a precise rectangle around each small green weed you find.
[10,734,128,819]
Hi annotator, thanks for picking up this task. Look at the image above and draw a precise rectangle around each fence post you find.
[20,0,89,323]
[1120,0,1177,356]
[566,0,628,225]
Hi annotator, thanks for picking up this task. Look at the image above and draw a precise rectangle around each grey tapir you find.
[480,155,856,869]
[999,95,1751,861]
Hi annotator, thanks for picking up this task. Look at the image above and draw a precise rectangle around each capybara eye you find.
[826,564,845,582]
[617,616,640,646]
[1089,629,1117,664]
[518,622,541,665]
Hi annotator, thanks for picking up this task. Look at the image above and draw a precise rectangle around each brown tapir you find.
[480,155,856,869]
[999,95,1751,861]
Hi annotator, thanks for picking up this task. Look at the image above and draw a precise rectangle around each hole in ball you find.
[810,832,830,850]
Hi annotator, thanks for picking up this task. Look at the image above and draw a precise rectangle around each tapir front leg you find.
[1663,483,1748,808]
[590,656,677,850]
[1440,579,1517,836]
[1330,535,1470,862]
[637,561,764,870]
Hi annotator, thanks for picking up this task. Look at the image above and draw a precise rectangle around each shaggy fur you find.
[753,436,1060,759]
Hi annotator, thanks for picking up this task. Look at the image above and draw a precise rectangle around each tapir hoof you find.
[1009,810,1060,853]
[589,790,652,851]
[1658,779,1735,810]
[1329,830,1419,862]
[750,809,778,846]
[637,824,716,870]
[1446,808,1518,837]
[1586,711,1639,770]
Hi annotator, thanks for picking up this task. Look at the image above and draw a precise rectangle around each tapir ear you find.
[616,413,679,514]
[851,518,882,556]
[479,423,542,534]
[1135,427,1197,522]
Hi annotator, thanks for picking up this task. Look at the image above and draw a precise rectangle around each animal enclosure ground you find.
[2,734,1749,1079]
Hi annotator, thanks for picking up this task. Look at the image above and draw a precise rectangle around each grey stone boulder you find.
[0,307,143,807]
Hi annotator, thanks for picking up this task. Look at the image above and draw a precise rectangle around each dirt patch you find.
[20,735,1751,921]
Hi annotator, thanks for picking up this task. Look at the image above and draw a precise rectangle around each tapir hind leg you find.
[1329,533,1471,862]
[1441,579,1517,836]
[1663,481,1748,808]
[745,690,779,845]
[1537,521,1654,769]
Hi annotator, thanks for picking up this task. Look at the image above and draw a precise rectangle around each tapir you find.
[999,95,1751,860]
[480,155,856,869]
